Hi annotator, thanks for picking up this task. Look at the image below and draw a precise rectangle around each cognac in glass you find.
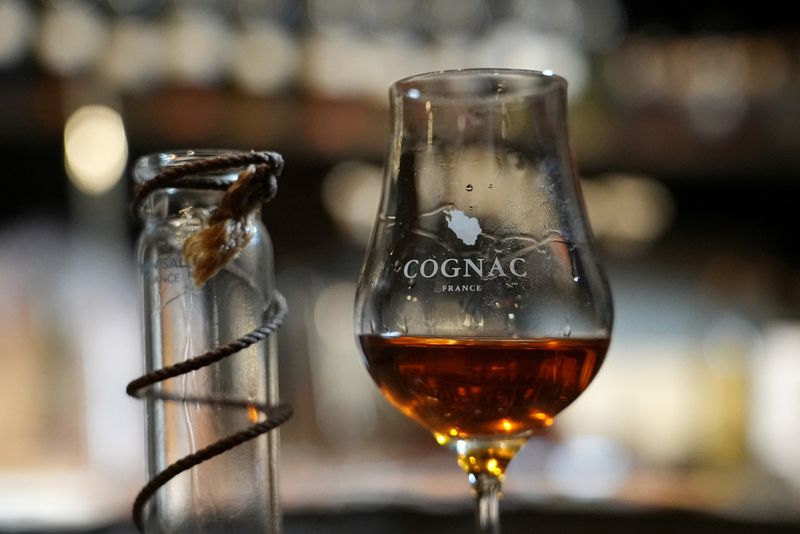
[355,69,613,533]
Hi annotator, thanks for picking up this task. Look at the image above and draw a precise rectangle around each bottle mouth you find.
[133,149,249,184]
[391,68,567,104]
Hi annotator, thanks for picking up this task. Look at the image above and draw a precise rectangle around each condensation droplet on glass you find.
[504,312,516,332]
[570,254,580,281]
[562,324,572,338]
[488,183,493,188]
[465,184,473,192]
[573,276,581,282]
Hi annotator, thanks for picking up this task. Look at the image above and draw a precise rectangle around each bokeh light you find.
[230,19,299,95]
[37,1,107,76]
[64,105,128,196]
[99,17,165,90]
[0,0,33,68]
[321,160,382,247]
[164,8,230,84]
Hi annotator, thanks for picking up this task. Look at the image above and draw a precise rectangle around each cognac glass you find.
[355,69,613,533]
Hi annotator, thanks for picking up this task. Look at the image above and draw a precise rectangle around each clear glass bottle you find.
[134,150,281,534]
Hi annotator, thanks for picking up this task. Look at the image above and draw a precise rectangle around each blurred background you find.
[1,0,800,532]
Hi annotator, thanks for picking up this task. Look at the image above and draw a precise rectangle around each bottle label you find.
[141,255,190,285]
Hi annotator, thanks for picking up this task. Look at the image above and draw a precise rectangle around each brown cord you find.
[131,151,283,214]
[127,151,292,532]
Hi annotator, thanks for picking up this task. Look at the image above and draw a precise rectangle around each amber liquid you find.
[360,336,608,440]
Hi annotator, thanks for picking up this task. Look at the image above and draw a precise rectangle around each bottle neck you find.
[138,188,226,223]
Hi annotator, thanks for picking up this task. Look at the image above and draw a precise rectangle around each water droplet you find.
[569,252,580,281]
[573,276,581,282]
[488,183,493,188]
[562,325,572,338]
[468,205,473,210]
[465,184,473,192]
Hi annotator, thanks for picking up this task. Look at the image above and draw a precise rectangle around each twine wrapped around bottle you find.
[128,151,293,532]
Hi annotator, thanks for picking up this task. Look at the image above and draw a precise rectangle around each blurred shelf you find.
[1,77,800,180]
[0,78,387,163]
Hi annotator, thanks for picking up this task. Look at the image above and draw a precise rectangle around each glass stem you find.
[474,473,502,534]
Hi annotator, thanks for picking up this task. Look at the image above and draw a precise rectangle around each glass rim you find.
[133,148,249,184]
[390,68,568,101]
